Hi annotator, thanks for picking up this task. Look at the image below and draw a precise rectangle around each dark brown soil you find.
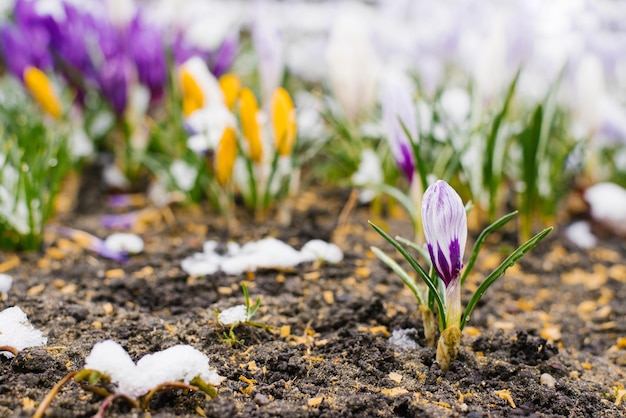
[1,185,625,417]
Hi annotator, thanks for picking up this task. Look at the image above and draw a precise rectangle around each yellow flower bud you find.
[180,68,204,116]
[215,127,238,187]
[219,73,241,110]
[271,87,297,156]
[23,66,62,118]
[238,88,263,163]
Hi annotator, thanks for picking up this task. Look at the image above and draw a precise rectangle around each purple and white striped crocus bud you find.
[422,180,467,327]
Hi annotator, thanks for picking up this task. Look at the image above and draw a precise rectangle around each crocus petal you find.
[215,127,238,186]
[218,73,241,110]
[271,87,297,156]
[180,68,205,116]
[382,75,417,182]
[238,88,263,162]
[210,35,238,78]
[421,180,467,287]
[23,66,62,118]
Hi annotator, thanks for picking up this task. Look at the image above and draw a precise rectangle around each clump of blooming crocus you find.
[0,306,47,358]
[33,340,224,418]
[370,180,552,371]
[0,78,71,251]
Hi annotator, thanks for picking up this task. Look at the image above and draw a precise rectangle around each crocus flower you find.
[422,180,467,327]
[271,87,297,156]
[129,16,167,102]
[179,56,225,115]
[98,55,132,115]
[253,19,284,104]
[238,87,263,163]
[23,66,63,118]
[215,127,238,187]
[325,14,379,122]
[382,76,417,182]
[209,34,238,78]
[218,73,241,110]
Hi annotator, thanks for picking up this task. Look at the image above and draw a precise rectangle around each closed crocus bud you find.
[271,87,297,156]
[238,88,263,163]
[422,180,467,288]
[219,73,241,110]
[422,179,467,371]
[23,66,62,118]
[215,127,238,187]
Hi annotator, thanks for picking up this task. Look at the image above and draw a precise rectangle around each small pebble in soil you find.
[254,393,271,405]
[540,373,557,388]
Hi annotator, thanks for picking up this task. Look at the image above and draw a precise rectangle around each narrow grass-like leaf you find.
[395,236,431,263]
[484,69,520,220]
[369,221,447,329]
[460,227,552,329]
[460,210,518,285]
[365,183,418,229]
[371,246,425,305]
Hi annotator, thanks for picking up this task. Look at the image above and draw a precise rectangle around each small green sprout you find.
[215,283,270,344]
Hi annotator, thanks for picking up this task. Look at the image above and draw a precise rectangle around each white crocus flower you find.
[325,13,379,123]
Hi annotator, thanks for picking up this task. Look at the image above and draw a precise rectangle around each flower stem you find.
[436,326,461,372]
[93,393,139,418]
[0,346,18,356]
[32,371,78,418]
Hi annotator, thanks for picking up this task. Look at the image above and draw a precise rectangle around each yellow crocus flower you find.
[215,127,238,186]
[219,74,241,110]
[180,68,204,116]
[23,66,62,118]
[271,87,297,156]
[238,88,263,163]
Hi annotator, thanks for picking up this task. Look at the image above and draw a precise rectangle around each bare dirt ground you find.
[1,184,625,417]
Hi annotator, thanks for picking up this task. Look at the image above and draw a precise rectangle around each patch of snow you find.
[0,274,12,294]
[104,233,144,254]
[170,160,197,192]
[388,328,418,352]
[352,148,383,203]
[564,221,597,249]
[300,240,344,263]
[584,182,626,236]
[217,304,248,326]
[83,340,225,399]
[0,307,47,358]
[181,237,343,276]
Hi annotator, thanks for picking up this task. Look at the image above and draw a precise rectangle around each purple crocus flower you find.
[172,32,209,66]
[209,34,238,78]
[99,54,132,115]
[421,180,467,288]
[253,19,284,102]
[382,76,418,182]
[129,16,167,101]
[422,180,467,328]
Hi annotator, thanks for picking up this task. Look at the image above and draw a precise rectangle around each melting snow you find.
[83,340,225,399]
[181,237,343,276]
[0,274,12,294]
[104,233,144,254]
[0,307,47,358]
[388,328,419,352]
[564,221,597,249]
[584,182,626,236]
